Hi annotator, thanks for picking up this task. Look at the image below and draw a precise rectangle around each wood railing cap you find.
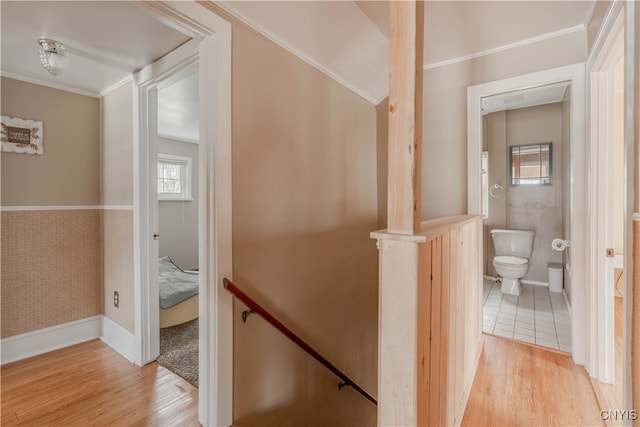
[371,214,480,243]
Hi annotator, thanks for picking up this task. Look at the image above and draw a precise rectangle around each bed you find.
[159,256,199,328]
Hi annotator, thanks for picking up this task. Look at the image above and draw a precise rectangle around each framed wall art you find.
[1,115,44,155]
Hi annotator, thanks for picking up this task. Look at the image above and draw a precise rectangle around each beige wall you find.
[421,30,587,220]
[0,76,136,337]
[100,83,135,332]
[1,210,101,338]
[484,110,507,276]
[101,82,133,206]
[505,104,564,283]
[483,104,565,284]
[1,77,100,206]
[376,98,388,229]
[204,4,379,425]
[0,78,102,338]
[102,209,134,333]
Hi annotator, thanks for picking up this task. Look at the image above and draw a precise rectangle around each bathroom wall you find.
[561,95,572,302]
[505,103,564,284]
[421,29,587,220]
[484,103,564,284]
[484,111,507,276]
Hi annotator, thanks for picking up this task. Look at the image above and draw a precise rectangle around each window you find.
[157,154,192,200]
[510,142,552,186]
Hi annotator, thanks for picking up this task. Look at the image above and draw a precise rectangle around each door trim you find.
[133,3,233,426]
[467,63,587,365]
[135,39,199,365]
[587,5,625,384]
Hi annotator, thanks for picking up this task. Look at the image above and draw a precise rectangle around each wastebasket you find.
[548,263,563,293]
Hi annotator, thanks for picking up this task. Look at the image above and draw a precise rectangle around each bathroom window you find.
[510,142,552,185]
[158,154,192,200]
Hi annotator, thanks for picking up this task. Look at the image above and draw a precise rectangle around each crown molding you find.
[0,70,101,98]
[424,25,586,71]
[213,1,381,105]
[100,75,134,97]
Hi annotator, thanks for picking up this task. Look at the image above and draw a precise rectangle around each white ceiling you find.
[481,82,571,115]
[1,1,190,97]
[158,65,200,143]
[218,0,597,104]
[1,1,598,104]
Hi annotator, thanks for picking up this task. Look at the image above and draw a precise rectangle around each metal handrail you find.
[223,278,377,406]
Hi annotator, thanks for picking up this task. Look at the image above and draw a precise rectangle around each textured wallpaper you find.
[102,209,134,333]
[1,210,102,338]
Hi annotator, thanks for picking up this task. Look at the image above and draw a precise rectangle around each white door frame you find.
[133,2,233,426]
[467,63,587,365]
[587,3,625,384]
[135,40,199,363]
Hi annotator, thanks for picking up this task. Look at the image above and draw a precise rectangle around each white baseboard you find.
[0,315,101,365]
[100,316,136,363]
[521,279,549,287]
[486,276,549,287]
[1,315,137,365]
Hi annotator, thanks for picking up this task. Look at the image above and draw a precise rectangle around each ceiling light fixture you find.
[38,38,69,76]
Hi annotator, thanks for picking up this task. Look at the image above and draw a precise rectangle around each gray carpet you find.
[157,318,199,387]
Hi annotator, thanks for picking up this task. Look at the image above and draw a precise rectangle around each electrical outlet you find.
[114,291,119,308]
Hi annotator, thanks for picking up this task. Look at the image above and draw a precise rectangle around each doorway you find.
[153,61,201,386]
[467,63,587,364]
[479,87,573,352]
[132,3,233,425]
[588,4,625,410]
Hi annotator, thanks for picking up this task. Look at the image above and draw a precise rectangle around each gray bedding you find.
[159,256,199,309]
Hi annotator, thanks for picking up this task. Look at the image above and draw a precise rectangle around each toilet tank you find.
[490,229,535,258]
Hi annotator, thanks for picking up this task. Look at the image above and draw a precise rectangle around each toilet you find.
[490,229,535,296]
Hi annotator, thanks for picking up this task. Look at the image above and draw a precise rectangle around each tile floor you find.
[482,278,572,352]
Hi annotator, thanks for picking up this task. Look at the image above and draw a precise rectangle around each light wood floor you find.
[2,333,607,427]
[590,295,624,426]
[462,334,604,427]
[1,339,199,426]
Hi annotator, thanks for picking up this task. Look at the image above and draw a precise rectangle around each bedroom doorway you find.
[136,39,200,365]
[154,62,201,387]
[134,3,233,425]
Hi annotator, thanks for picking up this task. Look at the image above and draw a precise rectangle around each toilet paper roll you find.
[552,238,570,251]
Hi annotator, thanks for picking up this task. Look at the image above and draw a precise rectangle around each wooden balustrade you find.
[371,214,483,426]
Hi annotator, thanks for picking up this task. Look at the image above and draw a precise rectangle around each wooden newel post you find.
[375,6,483,427]
[387,0,424,235]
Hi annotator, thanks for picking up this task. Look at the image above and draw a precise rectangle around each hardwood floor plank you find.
[590,296,624,426]
[462,334,604,427]
[1,339,199,426]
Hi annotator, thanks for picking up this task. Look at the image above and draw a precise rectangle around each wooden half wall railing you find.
[222,278,377,406]
[371,214,484,426]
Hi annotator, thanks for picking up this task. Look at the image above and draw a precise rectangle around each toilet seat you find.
[494,255,528,266]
